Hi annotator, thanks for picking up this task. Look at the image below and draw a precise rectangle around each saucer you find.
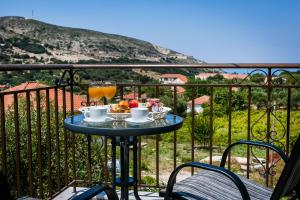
[125,117,154,125]
[83,117,114,124]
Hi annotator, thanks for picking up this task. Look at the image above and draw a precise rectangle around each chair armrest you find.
[220,140,288,167]
[165,162,251,200]
[72,184,119,200]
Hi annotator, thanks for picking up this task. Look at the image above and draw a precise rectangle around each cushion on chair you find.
[172,171,272,200]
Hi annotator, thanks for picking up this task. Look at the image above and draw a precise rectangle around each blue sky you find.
[1,0,300,64]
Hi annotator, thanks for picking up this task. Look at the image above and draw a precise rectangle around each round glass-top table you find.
[64,114,183,200]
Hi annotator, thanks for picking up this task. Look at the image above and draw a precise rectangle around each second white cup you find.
[131,107,152,122]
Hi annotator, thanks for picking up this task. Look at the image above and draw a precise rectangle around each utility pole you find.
[31,10,34,19]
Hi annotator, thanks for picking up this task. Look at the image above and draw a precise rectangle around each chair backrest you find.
[271,135,300,199]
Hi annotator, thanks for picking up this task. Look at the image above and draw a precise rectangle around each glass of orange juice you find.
[103,81,117,103]
[88,81,104,105]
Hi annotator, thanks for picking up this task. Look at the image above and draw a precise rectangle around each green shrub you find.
[193,115,210,146]
[141,176,156,185]
[141,160,150,171]
[181,156,192,163]
[8,37,47,54]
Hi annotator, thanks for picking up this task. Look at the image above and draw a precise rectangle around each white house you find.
[159,74,188,84]
[187,95,210,113]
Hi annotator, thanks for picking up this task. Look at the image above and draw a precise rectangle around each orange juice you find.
[103,86,117,99]
[88,87,104,99]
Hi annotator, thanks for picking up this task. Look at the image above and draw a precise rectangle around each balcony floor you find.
[53,187,163,200]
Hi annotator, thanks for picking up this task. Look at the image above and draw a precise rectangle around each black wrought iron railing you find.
[0,63,300,199]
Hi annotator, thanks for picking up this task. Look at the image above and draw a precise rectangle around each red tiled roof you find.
[176,86,186,94]
[188,95,210,105]
[123,92,147,100]
[2,82,86,111]
[170,86,186,95]
[223,74,247,79]
[4,82,48,92]
[160,74,188,83]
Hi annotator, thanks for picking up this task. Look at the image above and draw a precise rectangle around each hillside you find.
[0,16,203,65]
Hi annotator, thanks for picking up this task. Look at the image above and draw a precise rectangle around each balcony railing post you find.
[25,92,33,196]
[120,85,124,100]
[46,89,52,196]
[62,86,68,186]
[191,86,195,175]
[0,94,7,177]
[36,90,43,198]
[13,93,21,197]
[69,68,77,192]
[247,86,252,179]
[227,86,232,170]
[266,68,272,187]
[173,86,177,170]
[85,87,92,184]
[209,87,214,165]
[104,136,108,183]
[155,85,160,186]
[54,87,61,191]
[286,88,291,155]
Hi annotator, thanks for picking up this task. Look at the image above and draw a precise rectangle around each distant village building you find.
[3,82,86,111]
[159,74,188,84]
[195,73,248,80]
[169,86,186,96]
[263,76,287,84]
[187,95,210,113]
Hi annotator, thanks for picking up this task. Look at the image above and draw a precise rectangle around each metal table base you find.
[111,136,141,200]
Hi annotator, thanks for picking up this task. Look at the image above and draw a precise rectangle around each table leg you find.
[111,138,116,190]
[133,136,141,200]
[116,136,142,200]
[120,137,129,200]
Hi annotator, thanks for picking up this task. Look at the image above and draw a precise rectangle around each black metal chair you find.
[72,184,119,200]
[163,135,300,200]
[0,171,13,200]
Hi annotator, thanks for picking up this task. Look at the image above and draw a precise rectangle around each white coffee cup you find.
[131,107,153,122]
[81,106,108,121]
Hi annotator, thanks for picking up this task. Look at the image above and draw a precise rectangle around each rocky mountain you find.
[0,16,203,65]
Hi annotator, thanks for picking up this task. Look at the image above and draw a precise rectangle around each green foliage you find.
[160,94,187,117]
[251,88,267,108]
[214,88,247,113]
[0,53,10,63]
[207,73,224,82]
[141,161,150,171]
[188,114,210,146]
[201,88,247,117]
[141,176,156,185]
[250,73,265,83]
[291,90,300,109]
[50,58,68,64]
[181,155,192,163]
[152,68,189,75]
[279,71,300,84]
[8,37,47,54]
[185,77,210,100]
[0,70,60,86]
